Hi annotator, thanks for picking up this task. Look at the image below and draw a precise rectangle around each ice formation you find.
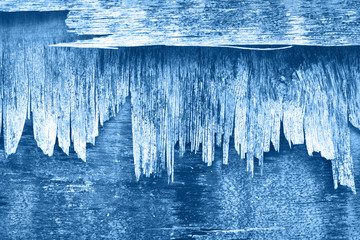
[0,43,359,192]
[0,44,129,160]
[129,47,358,192]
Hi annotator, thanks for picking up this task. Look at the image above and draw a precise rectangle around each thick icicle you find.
[28,43,58,156]
[2,39,28,156]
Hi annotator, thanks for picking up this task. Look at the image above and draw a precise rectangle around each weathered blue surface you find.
[0,99,359,239]
[1,0,360,47]
[0,5,360,240]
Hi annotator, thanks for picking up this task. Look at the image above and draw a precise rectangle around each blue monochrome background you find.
[0,1,360,239]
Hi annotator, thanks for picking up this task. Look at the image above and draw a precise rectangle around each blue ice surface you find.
[0,6,360,240]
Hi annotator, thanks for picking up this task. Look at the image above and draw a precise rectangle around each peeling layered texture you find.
[0,44,359,192]
[2,0,360,47]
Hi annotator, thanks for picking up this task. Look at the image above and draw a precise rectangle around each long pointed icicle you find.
[2,39,29,156]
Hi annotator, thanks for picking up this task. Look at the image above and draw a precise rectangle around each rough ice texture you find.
[0,44,359,192]
[128,47,358,193]
[2,1,360,47]
[0,44,129,161]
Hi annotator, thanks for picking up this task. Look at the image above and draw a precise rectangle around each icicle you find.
[2,39,29,156]
[56,48,71,155]
[28,44,58,156]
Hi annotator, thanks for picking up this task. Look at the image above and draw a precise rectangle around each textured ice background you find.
[1,7,360,192]
[1,4,360,239]
[1,0,360,47]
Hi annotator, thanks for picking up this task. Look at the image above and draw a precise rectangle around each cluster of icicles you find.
[0,43,359,192]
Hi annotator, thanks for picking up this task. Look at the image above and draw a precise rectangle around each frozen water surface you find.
[0,4,360,240]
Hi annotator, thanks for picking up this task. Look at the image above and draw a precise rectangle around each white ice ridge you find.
[0,45,359,192]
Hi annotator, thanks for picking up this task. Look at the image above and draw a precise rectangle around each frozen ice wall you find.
[0,11,129,160]
[0,33,359,191]
[0,11,73,157]
[0,46,129,160]
[128,46,359,192]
